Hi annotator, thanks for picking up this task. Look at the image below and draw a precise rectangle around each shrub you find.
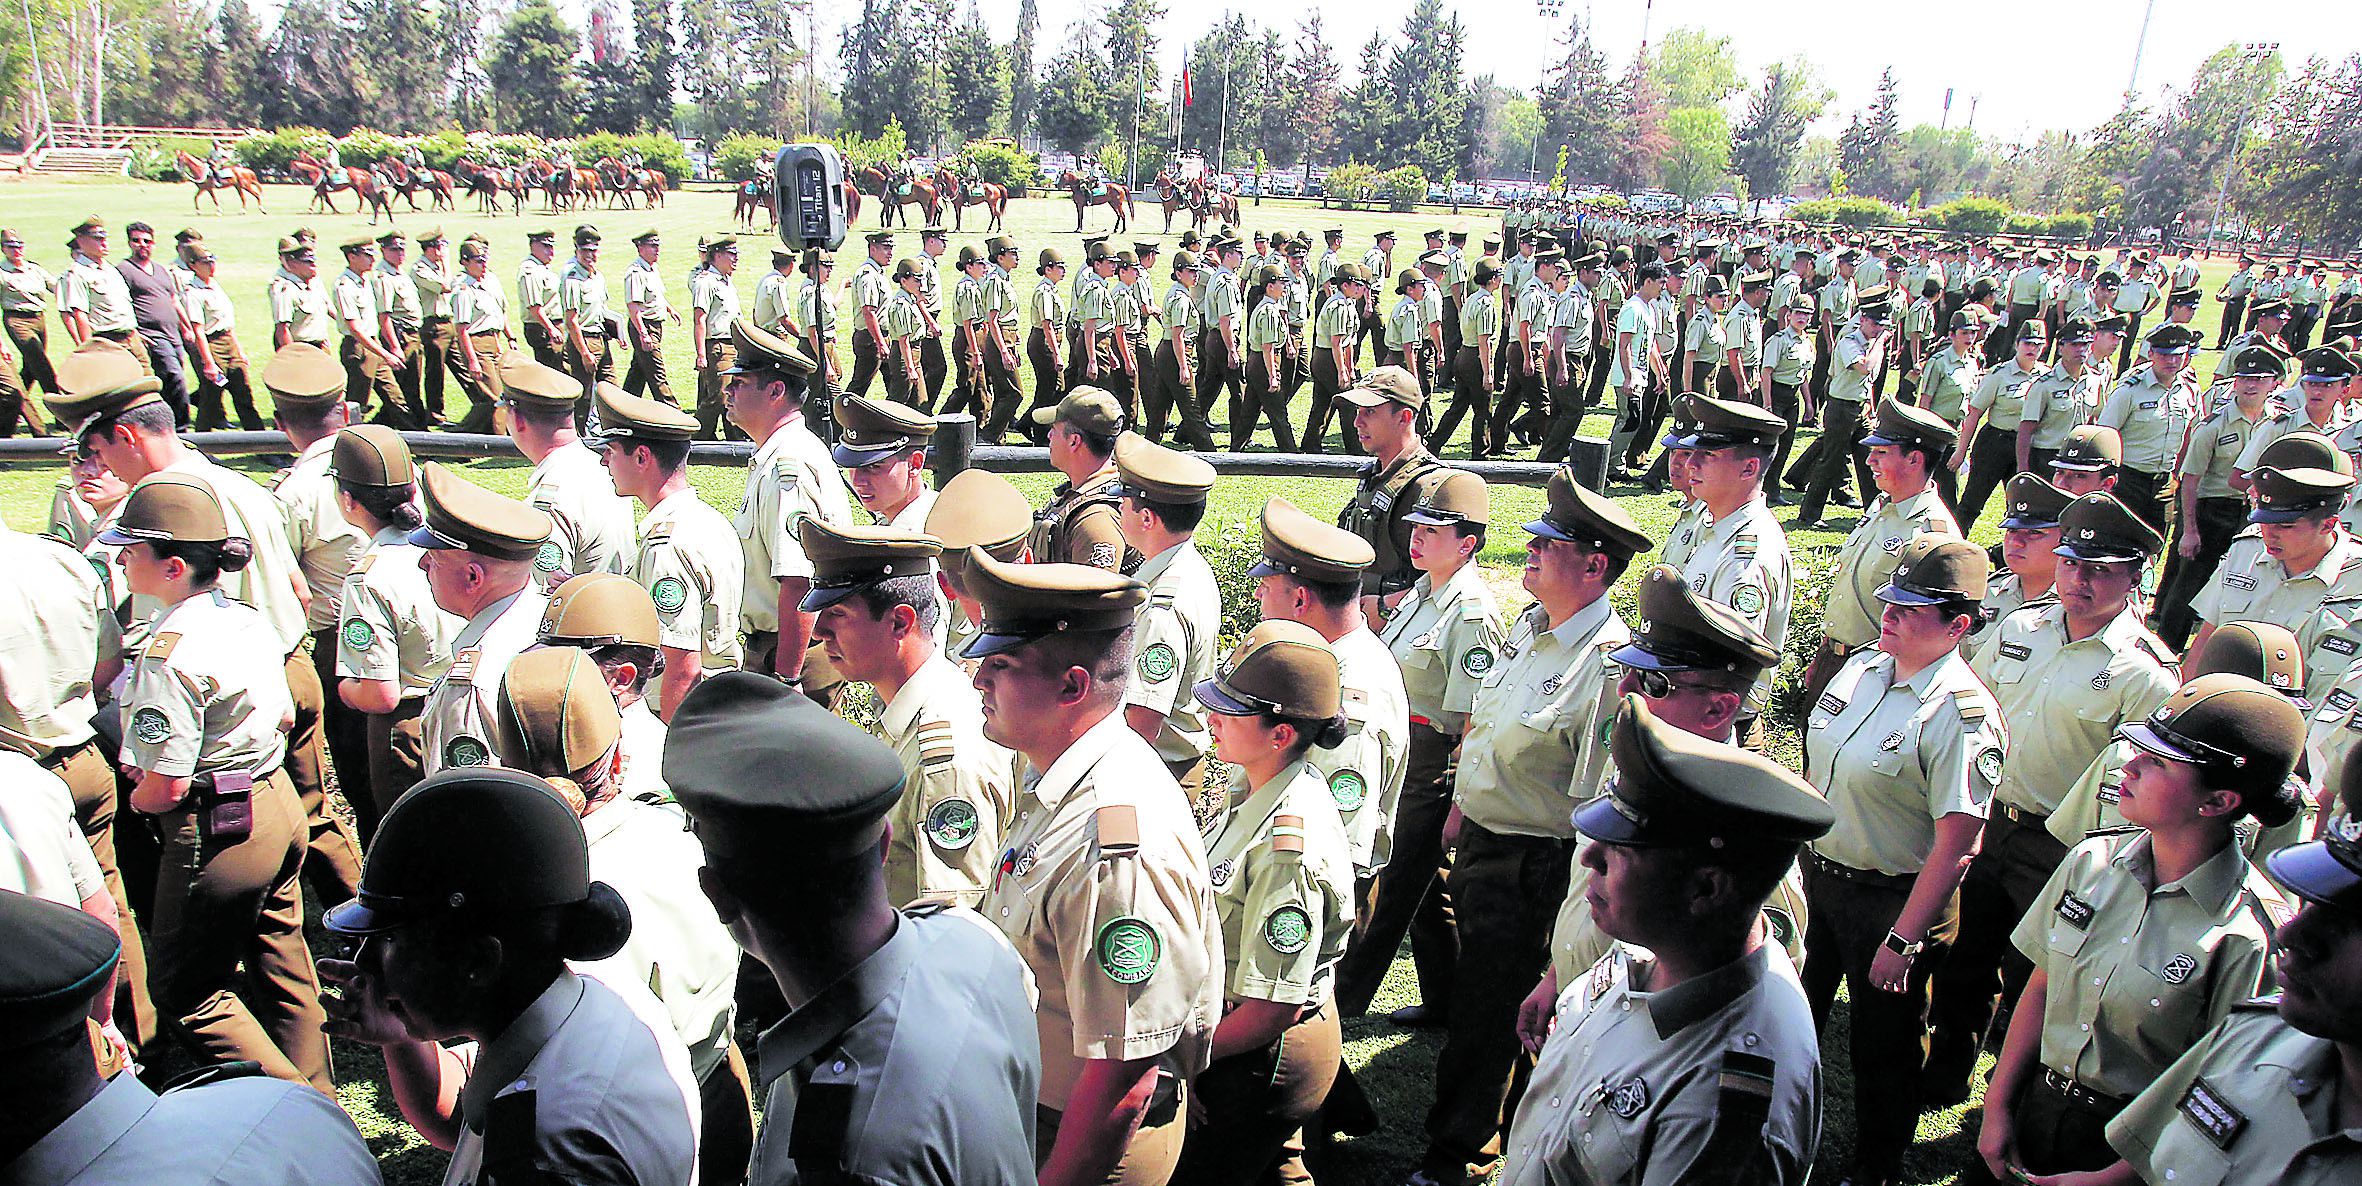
[622,133,689,183]
[237,127,326,171]
[1324,162,1378,207]
[469,132,546,167]
[414,130,471,172]
[2043,212,2094,242]
[1932,196,2011,235]
[2004,212,2047,236]
[1199,521,1269,655]
[961,140,1039,190]
[336,128,403,166]
[131,135,217,180]
[832,118,908,176]
[715,132,783,183]
[1380,165,1428,212]
[1787,195,1903,228]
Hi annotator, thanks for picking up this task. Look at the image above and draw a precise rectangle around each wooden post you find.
[1567,435,1611,492]
[931,413,976,480]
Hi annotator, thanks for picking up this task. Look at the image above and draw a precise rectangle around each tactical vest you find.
[1340,448,1449,595]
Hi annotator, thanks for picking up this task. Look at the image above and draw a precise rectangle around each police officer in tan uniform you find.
[1414,468,1649,1186]
[503,358,636,591]
[330,235,403,424]
[413,462,555,776]
[596,384,744,719]
[834,392,938,530]
[1111,435,1223,822]
[1176,622,1358,1186]
[728,321,853,703]
[1676,394,1795,747]
[1028,388,1136,573]
[446,235,510,434]
[1802,398,1963,707]
[2188,432,2362,703]
[622,228,679,407]
[928,468,1036,659]
[1499,696,1831,1186]
[1929,493,2180,1102]
[802,519,1014,908]
[1801,536,2005,1186]
[266,237,330,350]
[963,551,1221,1186]
[1973,674,2297,1185]
[327,425,457,832]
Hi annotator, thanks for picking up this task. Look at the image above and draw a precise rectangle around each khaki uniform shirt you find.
[0,258,55,314]
[1033,278,1069,338]
[1764,327,1813,387]
[2236,404,2356,473]
[334,528,459,696]
[268,268,331,344]
[179,276,236,338]
[2106,1005,2362,1186]
[271,438,368,632]
[1204,761,1355,1006]
[1455,598,1625,840]
[146,455,307,655]
[2195,532,2362,704]
[1458,288,1500,348]
[1501,945,1821,1186]
[1313,626,1411,874]
[1804,650,2004,876]
[2023,362,2105,450]
[1722,302,1762,369]
[635,488,744,672]
[525,441,636,593]
[1661,499,1708,572]
[690,269,738,340]
[1822,486,1960,650]
[1122,541,1219,765]
[738,417,852,635]
[796,278,836,341]
[57,254,135,333]
[557,261,611,330]
[2180,401,2281,499]
[624,257,669,319]
[372,262,422,332]
[578,796,742,1080]
[1919,343,1979,424]
[751,271,794,334]
[1970,359,2044,433]
[2014,833,2285,1100]
[331,267,380,339]
[121,590,291,779]
[1969,603,2179,816]
[0,530,122,755]
[979,712,1221,1108]
[451,272,509,336]
[878,655,1017,909]
[1380,563,1504,732]
[410,257,453,320]
[1680,497,1793,716]
[516,257,560,322]
[421,586,548,774]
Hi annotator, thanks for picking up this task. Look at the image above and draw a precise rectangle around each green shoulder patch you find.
[924,798,981,850]
[650,576,689,614]
[1263,905,1313,954]
[443,735,492,768]
[1095,917,1161,985]
[534,540,564,574]
[340,618,378,653]
[1137,642,1178,682]
[1327,768,1367,812]
[1732,583,1765,616]
[1461,646,1495,676]
[129,707,171,745]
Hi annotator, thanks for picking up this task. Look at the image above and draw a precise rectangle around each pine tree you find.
[1838,68,1903,199]
[1008,0,1039,140]
[943,0,1007,142]
[1537,15,1623,187]
[631,0,677,132]
[1729,61,1828,206]
[1284,14,1339,168]
[486,0,582,135]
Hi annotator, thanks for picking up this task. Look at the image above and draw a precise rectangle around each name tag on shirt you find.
[2177,1078,2248,1149]
[2055,892,2096,930]
[1998,642,2033,662]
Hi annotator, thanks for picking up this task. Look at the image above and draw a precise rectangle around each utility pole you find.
[2207,43,2279,258]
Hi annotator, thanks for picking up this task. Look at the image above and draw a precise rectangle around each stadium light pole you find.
[1534,0,1563,188]
[2205,42,2278,259]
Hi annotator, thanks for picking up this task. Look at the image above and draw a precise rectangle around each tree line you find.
[5,1,2361,243]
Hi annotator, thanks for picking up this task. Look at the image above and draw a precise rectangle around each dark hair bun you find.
[214,536,255,572]
[558,881,634,962]
[2240,775,2304,831]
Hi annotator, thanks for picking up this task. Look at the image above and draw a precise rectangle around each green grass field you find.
[5,175,2255,1185]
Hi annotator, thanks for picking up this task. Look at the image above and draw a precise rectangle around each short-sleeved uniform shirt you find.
[624,257,669,319]
[1804,649,2004,876]
[1123,541,1220,765]
[6,1070,380,1186]
[526,441,636,593]
[578,796,742,1080]
[977,711,1221,1109]
[1380,562,1504,732]
[2195,531,2362,703]
[1722,301,1762,370]
[1829,329,1883,404]
[2235,404,2356,474]
[1314,626,1412,874]
[557,261,611,329]
[421,585,548,774]
[878,654,1018,909]
[451,272,509,336]
[0,258,56,315]
[1500,945,1821,1186]
[796,278,836,341]
[0,752,107,904]
[2012,832,2284,1100]
[180,276,236,338]
[1764,327,1813,388]
[1203,761,1355,1007]
[2105,1005,2362,1186]
[1821,486,1960,650]
[738,417,852,635]
[1919,343,1980,425]
[2022,361,2105,449]
[1552,281,1593,351]
[334,527,461,696]
[1457,288,1500,349]
[121,590,291,780]
[1035,277,1070,337]
[1970,358,2045,434]
[411,257,453,321]
[330,267,380,340]
[1969,602,2179,816]
[267,268,331,345]
[2180,400,2281,499]
[58,254,136,333]
[1681,496,1793,716]
[634,488,745,672]
[439,970,699,1186]
[750,903,1041,1186]
[1454,598,1625,840]
[373,262,422,332]
[751,270,795,333]
[141,456,309,655]
[0,530,121,756]
[516,257,560,322]
[690,268,739,340]
[271,438,368,632]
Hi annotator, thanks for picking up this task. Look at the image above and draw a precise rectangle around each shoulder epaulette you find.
[1095,804,1140,857]
[1947,687,1987,725]
[915,719,957,770]
[144,632,182,663]
[350,554,376,576]
[2233,993,2283,1012]
[159,1059,267,1093]
[2135,635,2179,668]
[2243,865,2295,927]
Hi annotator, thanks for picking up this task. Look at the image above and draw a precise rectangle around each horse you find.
[935,166,1007,233]
[857,164,938,228]
[455,159,523,216]
[1059,170,1131,233]
[1156,172,1192,233]
[174,149,265,213]
[379,157,456,212]
[1206,184,1241,227]
[292,152,397,224]
[594,157,638,209]
[733,174,774,230]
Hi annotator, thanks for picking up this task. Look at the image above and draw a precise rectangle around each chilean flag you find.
[1181,70,1193,109]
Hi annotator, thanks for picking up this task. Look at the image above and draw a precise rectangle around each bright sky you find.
[915,0,2362,143]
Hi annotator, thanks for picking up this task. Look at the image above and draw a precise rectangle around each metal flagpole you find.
[1217,43,1229,176]
[1129,55,1143,188]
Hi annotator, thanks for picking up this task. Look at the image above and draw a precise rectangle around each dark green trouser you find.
[1928,809,2068,1099]
[1959,1073,2125,1184]
[1797,397,1869,521]
[1801,857,1958,1183]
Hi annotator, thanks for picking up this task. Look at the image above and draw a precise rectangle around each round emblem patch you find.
[650,576,688,614]
[1763,907,1795,949]
[1328,769,1367,811]
[924,798,981,850]
[1606,1077,1651,1118]
[1975,747,2004,786]
[130,707,171,745]
[1732,584,1765,616]
[341,618,377,652]
[1137,642,1178,682]
[1263,905,1313,954]
[1095,917,1161,985]
[1461,646,1495,677]
[443,735,492,768]
[534,540,563,574]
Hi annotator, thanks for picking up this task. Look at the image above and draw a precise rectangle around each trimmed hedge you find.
[1786,196,1904,227]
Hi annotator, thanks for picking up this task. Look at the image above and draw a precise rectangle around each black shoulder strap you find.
[158,1059,266,1093]
[478,1089,571,1186]
[789,1075,859,1186]
[1686,1050,1782,1186]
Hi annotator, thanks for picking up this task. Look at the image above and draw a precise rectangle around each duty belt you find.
[1994,802,2049,826]
[1805,850,1914,889]
[2042,1068,2127,1112]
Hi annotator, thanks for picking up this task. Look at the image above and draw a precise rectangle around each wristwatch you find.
[1883,930,1927,957]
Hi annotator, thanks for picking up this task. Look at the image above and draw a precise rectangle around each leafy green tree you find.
[2248,55,2362,245]
[1611,58,1668,191]
[487,0,582,136]
[1492,94,1542,179]
[1729,60,1827,205]
[260,0,373,132]
[631,0,675,131]
[1008,0,1039,139]
[1283,14,1340,168]
[943,0,1006,141]
[2119,43,2283,230]
[1035,24,1111,153]
[1646,27,1742,112]
[840,0,947,147]
[1380,0,1469,178]
[1659,106,1730,199]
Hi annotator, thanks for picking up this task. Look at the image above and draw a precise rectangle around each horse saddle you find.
[968,184,986,199]
[896,183,914,197]
[1091,183,1108,198]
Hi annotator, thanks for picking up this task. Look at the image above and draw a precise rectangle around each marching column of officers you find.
[8,208,2362,1186]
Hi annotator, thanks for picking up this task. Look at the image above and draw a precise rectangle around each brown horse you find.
[857,165,938,228]
[292,152,398,224]
[1156,172,1194,233]
[1207,185,1241,227]
[734,174,774,230]
[454,159,524,215]
[935,167,1008,233]
[1059,170,1131,233]
[175,149,265,213]
[379,157,457,212]
[595,157,662,209]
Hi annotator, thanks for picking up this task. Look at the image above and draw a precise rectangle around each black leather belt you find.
[1805,850,1914,889]
[1995,802,2048,826]
[2042,1068,2126,1112]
